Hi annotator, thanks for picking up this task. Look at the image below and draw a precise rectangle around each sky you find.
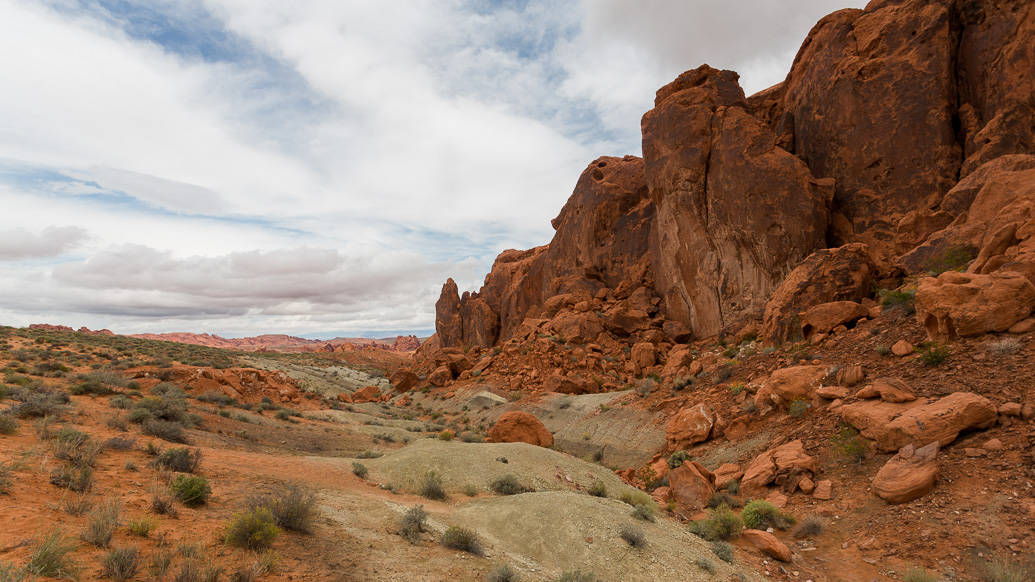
[0,0,865,338]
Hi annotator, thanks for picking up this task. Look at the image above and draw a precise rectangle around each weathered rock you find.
[630,342,657,373]
[428,366,452,387]
[352,385,381,403]
[390,370,419,392]
[891,340,913,357]
[712,463,743,490]
[800,301,869,339]
[842,392,997,452]
[916,271,1035,341]
[855,378,916,403]
[836,364,865,387]
[549,312,604,344]
[812,480,833,500]
[999,402,1023,417]
[544,371,597,395]
[666,403,716,450]
[661,345,693,378]
[667,461,715,510]
[755,365,827,408]
[873,442,939,504]
[487,411,554,447]
[643,66,830,339]
[459,294,500,348]
[435,279,463,348]
[663,320,692,343]
[742,529,792,562]
[1009,318,1035,334]
[335,392,352,403]
[741,440,816,496]
[760,244,876,343]
[816,385,849,400]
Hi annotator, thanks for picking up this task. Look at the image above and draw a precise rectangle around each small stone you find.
[983,438,1003,451]
[813,480,833,500]
[891,340,913,357]
[999,402,1023,417]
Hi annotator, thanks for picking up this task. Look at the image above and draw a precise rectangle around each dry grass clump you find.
[486,563,520,582]
[26,530,78,579]
[246,484,317,533]
[619,524,646,548]
[102,547,141,581]
[419,470,446,500]
[155,447,202,473]
[81,497,121,547]
[398,505,427,544]
[440,526,482,555]
[987,337,1023,356]
[793,515,824,539]
[489,474,530,495]
[224,508,280,550]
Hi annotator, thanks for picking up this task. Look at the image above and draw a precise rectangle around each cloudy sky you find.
[0,0,863,338]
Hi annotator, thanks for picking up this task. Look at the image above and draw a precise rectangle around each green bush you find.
[710,540,734,563]
[919,342,950,366]
[109,395,133,409]
[441,526,482,555]
[143,419,188,443]
[631,503,655,522]
[26,530,78,578]
[247,484,316,533]
[833,425,869,463]
[224,508,280,550]
[880,288,916,315]
[0,415,17,435]
[155,447,202,473]
[489,474,529,495]
[50,465,94,492]
[351,462,368,478]
[127,516,157,537]
[741,500,794,530]
[689,503,743,540]
[618,489,652,507]
[170,475,211,507]
[666,450,692,469]
[102,547,140,581]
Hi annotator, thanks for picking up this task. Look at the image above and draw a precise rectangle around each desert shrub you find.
[0,462,12,494]
[631,503,655,522]
[619,525,646,548]
[880,288,916,315]
[710,540,734,563]
[132,395,190,425]
[0,414,17,435]
[196,390,234,406]
[441,526,482,555]
[351,462,368,478]
[0,562,28,582]
[103,434,135,450]
[356,450,382,459]
[903,567,939,582]
[248,484,316,533]
[487,563,519,582]
[489,474,529,495]
[105,415,129,431]
[707,491,742,509]
[696,558,716,573]
[224,507,280,550]
[151,483,177,515]
[558,572,600,582]
[102,547,140,581]
[274,409,291,421]
[794,515,824,539]
[419,470,446,500]
[149,549,175,578]
[690,504,743,540]
[69,378,115,396]
[741,500,794,530]
[127,516,157,537]
[109,395,133,409]
[82,498,121,547]
[62,493,93,516]
[666,450,692,469]
[919,342,950,366]
[987,335,1026,357]
[398,504,427,543]
[437,429,454,441]
[587,480,607,498]
[12,389,70,418]
[170,475,211,507]
[980,557,1035,582]
[26,530,78,578]
[788,398,810,418]
[150,382,186,399]
[143,419,188,443]
[156,447,202,473]
[618,489,652,507]
[926,246,976,274]
[50,465,94,492]
[52,429,101,467]
[833,425,869,463]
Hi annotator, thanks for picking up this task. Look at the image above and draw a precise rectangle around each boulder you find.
[335,392,352,403]
[712,463,743,490]
[755,365,827,408]
[816,385,849,400]
[741,529,792,562]
[854,378,916,403]
[630,342,657,373]
[666,403,716,449]
[544,371,597,395]
[352,385,381,403]
[916,271,1035,341]
[842,392,996,452]
[487,411,554,447]
[836,364,865,387]
[812,479,833,501]
[760,244,876,343]
[662,345,693,378]
[663,320,692,343]
[428,366,452,387]
[549,312,604,344]
[741,440,815,496]
[873,442,939,504]
[667,461,715,510]
[891,340,913,357]
[390,370,419,392]
[800,301,869,338]
[643,65,830,339]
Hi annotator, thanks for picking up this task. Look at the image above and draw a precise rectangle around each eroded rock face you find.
[642,66,829,338]
[800,301,869,339]
[842,392,996,452]
[760,244,876,343]
[435,279,463,348]
[487,411,553,447]
[352,385,381,403]
[916,271,1035,340]
[873,442,939,504]
[389,370,419,392]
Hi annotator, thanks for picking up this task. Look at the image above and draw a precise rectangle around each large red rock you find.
[390,370,419,392]
[916,271,1035,341]
[667,461,715,510]
[435,279,463,348]
[642,65,829,338]
[666,403,717,450]
[760,244,876,343]
[755,365,827,409]
[873,442,939,504]
[841,392,996,452]
[741,529,792,562]
[799,301,869,339]
[741,440,816,497]
[351,385,381,403]
[487,411,553,447]
[428,366,452,387]
[855,378,916,403]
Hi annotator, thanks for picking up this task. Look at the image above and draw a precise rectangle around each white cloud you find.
[0,226,88,260]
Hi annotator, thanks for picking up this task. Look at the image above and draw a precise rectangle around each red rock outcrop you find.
[741,440,816,497]
[741,529,792,562]
[873,442,940,504]
[916,271,1035,341]
[131,366,302,404]
[841,392,997,452]
[487,411,553,447]
[667,461,715,510]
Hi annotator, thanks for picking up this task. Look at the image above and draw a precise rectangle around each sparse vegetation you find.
[695,558,715,574]
[486,563,520,582]
[170,475,211,507]
[618,489,653,507]
[788,398,810,417]
[979,557,1035,582]
[794,515,824,538]
[143,419,189,443]
[155,447,202,473]
[666,450,691,468]
[0,414,17,435]
[351,462,368,478]
[903,567,939,582]
[441,526,482,555]
[880,288,916,315]
[987,337,1023,356]
[631,503,655,522]
[224,507,281,550]
[833,425,869,463]
[741,500,794,530]
[558,572,600,582]
[247,484,317,533]
[26,530,78,579]
[926,245,976,275]
[82,497,121,547]
[489,474,529,495]
[619,524,646,548]
[127,516,158,537]
[419,470,447,500]
[919,342,950,366]
[102,547,141,581]
[587,480,607,497]
[689,503,743,540]
[710,540,734,563]
[398,504,427,543]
